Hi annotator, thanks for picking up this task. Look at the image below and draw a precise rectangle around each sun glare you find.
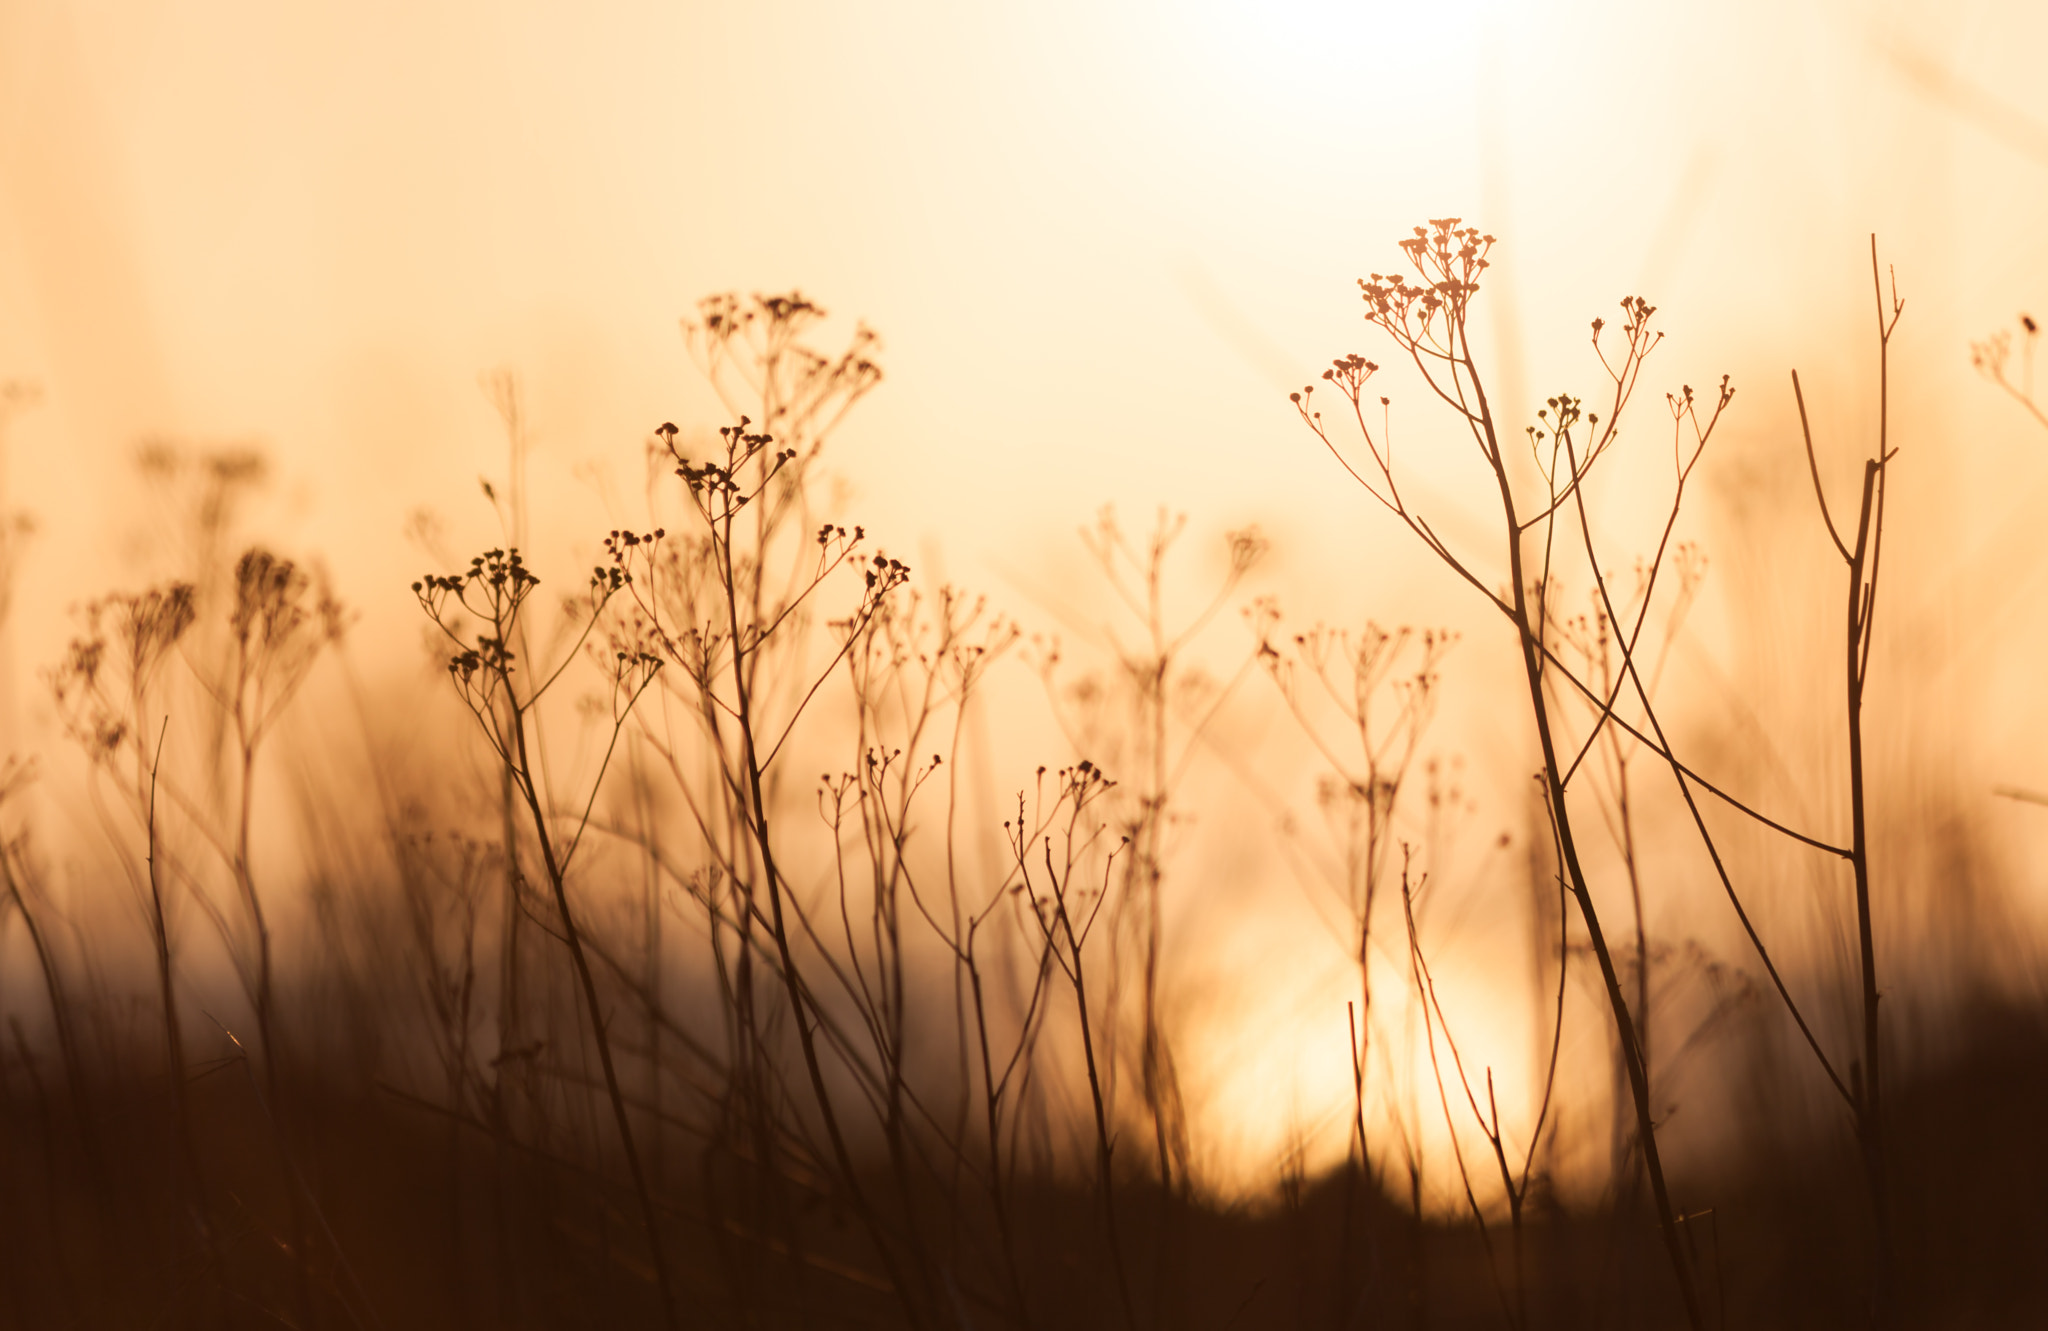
[1168,0,1510,109]
[1189,936,1557,1216]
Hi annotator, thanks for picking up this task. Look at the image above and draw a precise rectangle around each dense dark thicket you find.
[0,240,2044,1330]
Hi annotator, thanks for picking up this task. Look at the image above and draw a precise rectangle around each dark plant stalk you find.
[1297,224,1706,1329]
[1072,512,1261,1210]
[0,840,110,1221]
[230,706,314,1324]
[1138,547,1179,1204]
[1402,874,1514,1330]
[1048,835,1141,1331]
[1853,241,1898,1303]
[1791,236,1901,1314]
[966,939,1036,1330]
[633,747,665,1188]
[1339,999,1369,1320]
[1497,400,1705,1331]
[503,686,682,1329]
[1461,289,1704,1331]
[418,550,680,1328]
[709,498,931,1330]
[143,719,219,1311]
[1842,459,1889,1277]
[960,759,1064,1331]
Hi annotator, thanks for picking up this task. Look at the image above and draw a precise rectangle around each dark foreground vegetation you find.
[2,999,2046,1329]
[2,225,2045,1328]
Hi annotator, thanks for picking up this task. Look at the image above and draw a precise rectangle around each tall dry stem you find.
[415,547,679,1327]
[1789,235,1904,1315]
[1296,219,1707,1328]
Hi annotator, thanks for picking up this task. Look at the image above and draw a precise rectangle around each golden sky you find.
[8,0,2046,610]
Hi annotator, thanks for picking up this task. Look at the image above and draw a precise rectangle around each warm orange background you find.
[5,0,2048,1201]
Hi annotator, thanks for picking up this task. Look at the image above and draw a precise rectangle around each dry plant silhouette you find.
[0,235,2043,1331]
[1293,222,1924,1329]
